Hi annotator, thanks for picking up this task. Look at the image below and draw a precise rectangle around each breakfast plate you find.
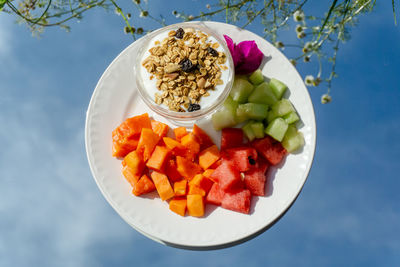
[85,21,316,250]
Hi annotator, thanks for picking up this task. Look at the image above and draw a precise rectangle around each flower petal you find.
[224,35,264,75]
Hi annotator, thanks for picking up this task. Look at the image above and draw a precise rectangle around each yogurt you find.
[138,25,232,113]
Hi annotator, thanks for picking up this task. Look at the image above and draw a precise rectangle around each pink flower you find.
[224,35,264,75]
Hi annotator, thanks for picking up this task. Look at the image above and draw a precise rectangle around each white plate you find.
[85,22,316,250]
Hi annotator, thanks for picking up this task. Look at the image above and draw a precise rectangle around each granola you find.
[142,27,227,112]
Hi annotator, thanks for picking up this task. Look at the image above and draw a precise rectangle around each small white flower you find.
[206,4,211,9]
[188,15,194,20]
[304,41,313,50]
[295,24,303,33]
[290,59,297,66]
[305,75,314,86]
[321,94,332,104]
[140,11,148,17]
[313,77,322,86]
[297,32,306,39]
[293,10,305,22]
[303,55,310,62]
[275,41,284,49]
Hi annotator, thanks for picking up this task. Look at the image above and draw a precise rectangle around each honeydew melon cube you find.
[223,95,239,115]
[230,77,255,103]
[269,78,288,99]
[248,69,264,85]
[212,96,239,130]
[283,111,300,124]
[266,109,278,123]
[282,125,305,153]
[242,121,256,141]
[271,99,295,117]
[265,117,289,142]
[248,82,278,106]
[212,108,237,130]
[250,121,265,139]
[237,103,269,121]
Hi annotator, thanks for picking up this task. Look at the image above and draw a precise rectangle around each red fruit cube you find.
[223,147,258,172]
[252,136,287,165]
[244,160,269,196]
[206,183,225,206]
[221,128,244,149]
[221,188,251,214]
[210,161,242,191]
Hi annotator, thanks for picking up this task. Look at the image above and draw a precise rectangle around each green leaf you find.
[393,0,397,26]
[0,0,7,11]
[318,0,338,40]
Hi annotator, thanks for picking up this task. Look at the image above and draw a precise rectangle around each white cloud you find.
[0,97,138,266]
[0,16,12,58]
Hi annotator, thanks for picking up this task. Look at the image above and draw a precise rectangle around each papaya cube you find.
[163,137,186,156]
[136,128,160,162]
[203,169,215,178]
[189,174,214,193]
[150,171,175,201]
[174,179,187,196]
[173,126,187,141]
[176,156,202,180]
[117,113,152,138]
[169,197,187,217]
[180,133,200,158]
[187,194,205,217]
[198,145,220,170]
[151,120,169,138]
[132,174,156,196]
[192,124,214,149]
[146,146,170,171]
[165,159,182,182]
[122,166,140,187]
[112,128,139,158]
[188,185,206,196]
[123,150,144,175]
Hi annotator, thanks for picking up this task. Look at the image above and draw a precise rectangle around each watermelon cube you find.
[206,183,225,206]
[224,147,258,172]
[221,128,244,149]
[244,161,269,196]
[221,188,252,214]
[210,161,242,191]
[252,136,287,165]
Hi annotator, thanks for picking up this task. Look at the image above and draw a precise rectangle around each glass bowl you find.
[134,21,234,126]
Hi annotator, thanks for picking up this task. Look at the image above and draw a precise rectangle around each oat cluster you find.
[141,27,228,112]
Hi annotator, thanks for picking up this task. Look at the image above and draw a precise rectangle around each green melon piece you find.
[265,117,289,142]
[269,78,288,99]
[248,69,264,85]
[283,111,300,124]
[237,103,269,121]
[223,95,239,115]
[282,125,305,153]
[250,121,265,139]
[271,99,295,117]
[248,82,278,106]
[212,96,239,130]
[230,77,254,103]
[212,108,237,130]
[266,109,278,123]
[242,121,256,141]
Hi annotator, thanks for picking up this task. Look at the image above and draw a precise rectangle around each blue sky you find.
[1,1,399,266]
